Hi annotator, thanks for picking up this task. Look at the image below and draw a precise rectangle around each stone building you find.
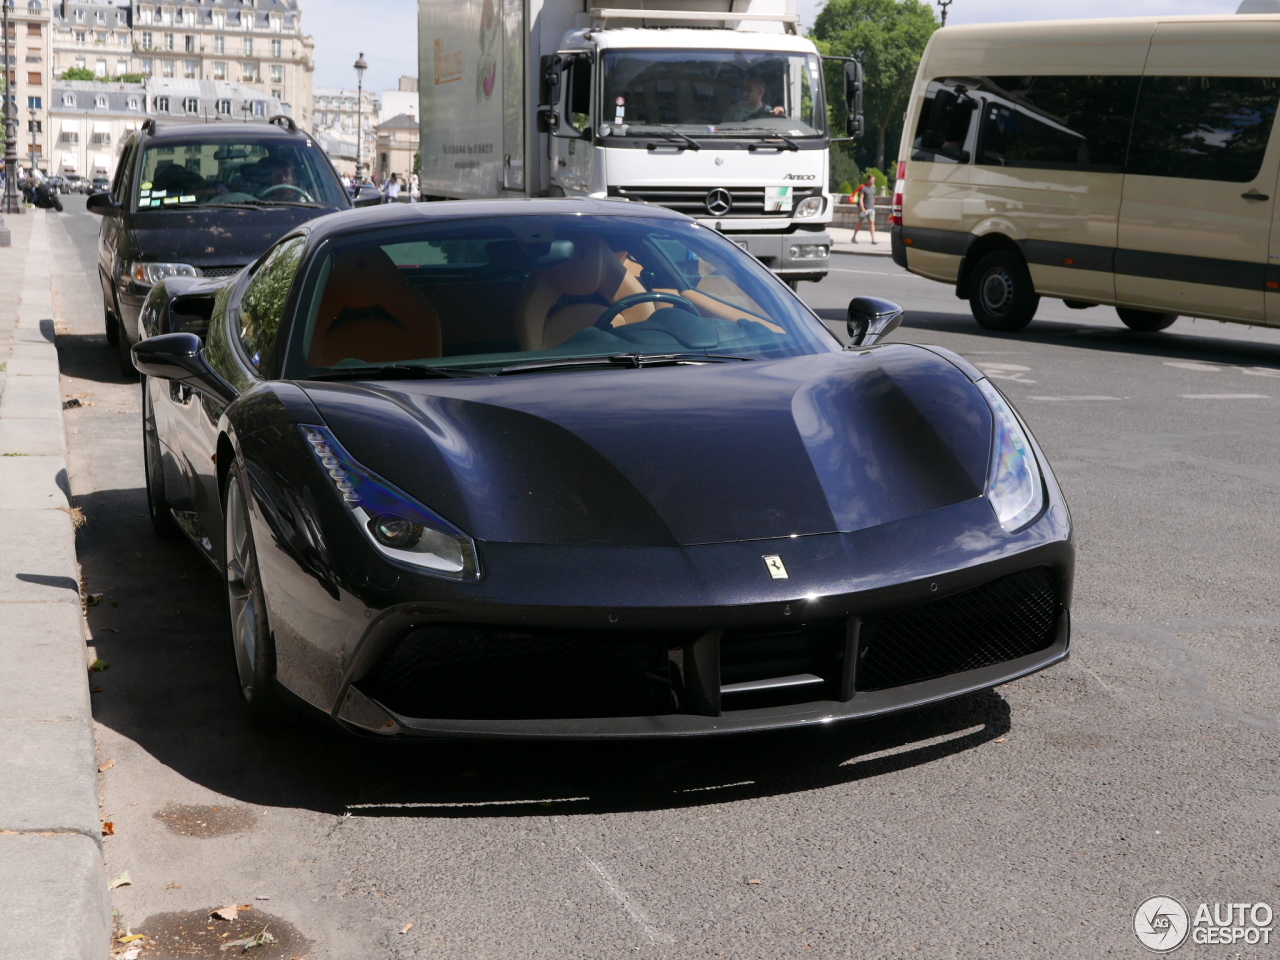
[312,84,375,173]
[3,0,54,174]
[373,111,416,181]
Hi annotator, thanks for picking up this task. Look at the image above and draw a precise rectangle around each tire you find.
[969,249,1040,332]
[1117,307,1177,332]
[117,322,139,381]
[223,462,287,728]
[104,301,118,345]
[141,379,179,540]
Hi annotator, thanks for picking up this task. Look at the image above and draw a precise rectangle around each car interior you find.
[297,222,808,371]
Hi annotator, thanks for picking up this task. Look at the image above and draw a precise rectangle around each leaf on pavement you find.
[211,904,239,921]
[120,947,142,960]
[101,821,115,836]
[400,922,414,934]
[220,927,276,952]
[98,758,115,772]
[85,593,105,607]
[117,933,146,943]
[746,878,762,884]
[89,658,109,672]
[108,871,132,890]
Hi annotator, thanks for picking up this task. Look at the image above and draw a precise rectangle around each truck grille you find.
[609,185,802,217]
[855,567,1059,692]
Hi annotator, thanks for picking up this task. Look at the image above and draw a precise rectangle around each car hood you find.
[130,206,338,269]
[300,346,994,547]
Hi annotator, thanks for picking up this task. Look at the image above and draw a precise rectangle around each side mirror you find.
[847,296,903,346]
[845,61,865,140]
[86,191,119,217]
[132,332,235,404]
[352,184,382,208]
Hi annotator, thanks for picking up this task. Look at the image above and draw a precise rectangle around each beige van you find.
[890,14,1280,332]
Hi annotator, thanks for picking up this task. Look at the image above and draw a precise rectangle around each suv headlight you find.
[300,424,480,580]
[130,261,198,287]
[794,195,825,218]
[976,379,1045,532]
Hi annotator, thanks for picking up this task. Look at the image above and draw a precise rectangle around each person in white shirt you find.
[384,174,401,203]
[409,173,420,203]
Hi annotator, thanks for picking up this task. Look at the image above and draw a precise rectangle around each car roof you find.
[302,197,694,244]
[137,121,309,144]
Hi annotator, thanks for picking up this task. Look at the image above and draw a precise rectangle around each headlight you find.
[976,379,1045,532]
[130,261,198,287]
[788,243,828,260]
[794,195,825,218]
[300,424,480,580]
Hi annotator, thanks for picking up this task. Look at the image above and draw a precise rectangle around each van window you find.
[914,76,1140,172]
[1128,76,1280,183]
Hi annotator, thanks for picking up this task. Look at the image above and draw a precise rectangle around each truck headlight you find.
[300,424,480,580]
[788,244,829,260]
[976,379,1045,533]
[130,261,198,287]
[794,195,825,218]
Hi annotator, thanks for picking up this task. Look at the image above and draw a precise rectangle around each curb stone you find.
[0,210,111,960]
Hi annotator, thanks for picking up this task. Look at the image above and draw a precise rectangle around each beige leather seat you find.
[309,247,442,367]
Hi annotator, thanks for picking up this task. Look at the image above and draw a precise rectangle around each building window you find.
[270,38,281,59]
[24,53,40,63]
[75,30,86,42]
[269,63,281,83]
[95,10,104,23]
[241,61,255,81]
[213,35,224,55]
[92,130,110,145]
[216,98,231,115]
[164,32,174,51]
[26,22,40,36]
[142,58,153,76]
[213,11,225,28]
[27,71,41,85]
[75,8,84,22]
[60,128,78,143]
[270,15,281,32]
[140,7,152,25]
[62,92,75,107]
[162,58,174,77]
[141,31,153,49]
[182,59,194,78]
[252,100,265,117]
[212,61,226,80]
[95,94,107,109]
[27,96,41,108]
[116,59,127,74]
[27,119,41,132]
[154,95,170,112]
[182,96,198,114]
[95,59,106,76]
[28,0,43,10]
[243,37,253,57]
[74,56,86,68]
[184,34,194,53]
[127,95,140,110]
[160,7,172,26]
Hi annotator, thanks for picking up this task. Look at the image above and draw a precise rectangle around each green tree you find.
[117,73,146,84]
[812,0,938,173]
[61,67,96,81]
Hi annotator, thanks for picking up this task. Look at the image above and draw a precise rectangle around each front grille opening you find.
[855,567,1059,693]
[357,624,694,720]
[720,621,845,711]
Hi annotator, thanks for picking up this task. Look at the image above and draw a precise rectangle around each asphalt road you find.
[51,196,1280,959]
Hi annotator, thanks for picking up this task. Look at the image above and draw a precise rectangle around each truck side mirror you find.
[845,61,865,140]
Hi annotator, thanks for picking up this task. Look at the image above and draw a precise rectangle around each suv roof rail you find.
[268,114,298,134]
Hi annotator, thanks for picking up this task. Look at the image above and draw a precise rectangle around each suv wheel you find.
[1117,307,1177,332]
[969,249,1040,332]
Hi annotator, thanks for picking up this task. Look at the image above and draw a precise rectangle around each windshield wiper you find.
[306,363,482,382]
[497,352,753,375]
[648,126,702,150]
[216,199,325,208]
[747,134,800,151]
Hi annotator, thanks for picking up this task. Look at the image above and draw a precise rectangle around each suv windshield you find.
[135,136,347,210]
[601,50,825,138]
[285,214,837,378]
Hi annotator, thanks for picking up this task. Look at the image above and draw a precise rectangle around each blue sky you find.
[305,0,1247,95]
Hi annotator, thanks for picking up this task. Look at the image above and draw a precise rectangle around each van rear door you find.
[1116,20,1280,324]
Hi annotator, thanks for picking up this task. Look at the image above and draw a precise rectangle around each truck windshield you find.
[601,50,825,138]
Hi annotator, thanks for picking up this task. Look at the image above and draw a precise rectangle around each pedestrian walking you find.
[384,173,401,204]
[852,172,878,245]
[409,172,420,203]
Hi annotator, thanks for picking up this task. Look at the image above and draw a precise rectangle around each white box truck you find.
[418,0,862,286]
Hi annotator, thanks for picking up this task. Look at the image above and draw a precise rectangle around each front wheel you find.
[223,462,286,728]
[969,249,1040,332]
[103,300,118,345]
[1117,307,1177,332]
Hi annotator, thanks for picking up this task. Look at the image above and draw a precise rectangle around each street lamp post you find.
[937,0,952,27]
[2,0,21,224]
[354,51,366,180]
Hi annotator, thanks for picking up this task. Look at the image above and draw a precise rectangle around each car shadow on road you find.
[814,308,1280,370]
[57,332,134,385]
[77,486,1012,820]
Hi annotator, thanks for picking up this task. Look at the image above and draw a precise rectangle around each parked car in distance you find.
[46,175,67,194]
[63,174,85,193]
[893,13,1280,334]
[87,116,374,377]
[130,198,1074,738]
[90,177,110,194]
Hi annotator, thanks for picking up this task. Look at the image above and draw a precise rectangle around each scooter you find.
[22,181,63,212]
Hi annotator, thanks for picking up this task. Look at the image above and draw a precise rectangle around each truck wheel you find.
[969,250,1039,332]
[1117,307,1177,332]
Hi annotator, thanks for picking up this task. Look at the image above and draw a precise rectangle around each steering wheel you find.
[260,183,315,203]
[594,292,699,330]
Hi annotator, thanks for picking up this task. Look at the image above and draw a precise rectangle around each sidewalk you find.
[828,225,892,257]
[0,210,111,959]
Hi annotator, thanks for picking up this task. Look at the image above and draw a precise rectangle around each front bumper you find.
[707,225,833,281]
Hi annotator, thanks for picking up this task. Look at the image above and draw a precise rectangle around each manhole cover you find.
[153,804,259,838]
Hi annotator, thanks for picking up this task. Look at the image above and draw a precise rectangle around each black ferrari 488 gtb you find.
[131,198,1073,738]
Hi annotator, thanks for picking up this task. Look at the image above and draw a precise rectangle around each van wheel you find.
[1117,307,1177,332]
[969,250,1040,332]
[104,302,118,345]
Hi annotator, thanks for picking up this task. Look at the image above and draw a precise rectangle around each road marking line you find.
[826,267,925,277]
[1180,394,1270,400]
[1164,361,1222,372]
[1026,395,1126,401]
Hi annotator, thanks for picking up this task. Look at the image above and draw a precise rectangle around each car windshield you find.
[135,136,347,210]
[284,214,839,378]
[601,50,825,138]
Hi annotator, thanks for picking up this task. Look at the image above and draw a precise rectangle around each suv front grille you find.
[855,567,1059,692]
[199,265,244,278]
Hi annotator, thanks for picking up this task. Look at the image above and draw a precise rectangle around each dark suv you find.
[88,116,377,376]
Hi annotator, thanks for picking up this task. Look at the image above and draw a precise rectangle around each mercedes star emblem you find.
[705,188,733,216]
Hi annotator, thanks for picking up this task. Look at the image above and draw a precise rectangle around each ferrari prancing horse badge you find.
[763,555,788,579]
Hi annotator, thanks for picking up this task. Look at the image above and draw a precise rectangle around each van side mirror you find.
[132,332,235,404]
[86,191,119,216]
[352,184,382,207]
[847,296,903,346]
[845,61,865,139]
